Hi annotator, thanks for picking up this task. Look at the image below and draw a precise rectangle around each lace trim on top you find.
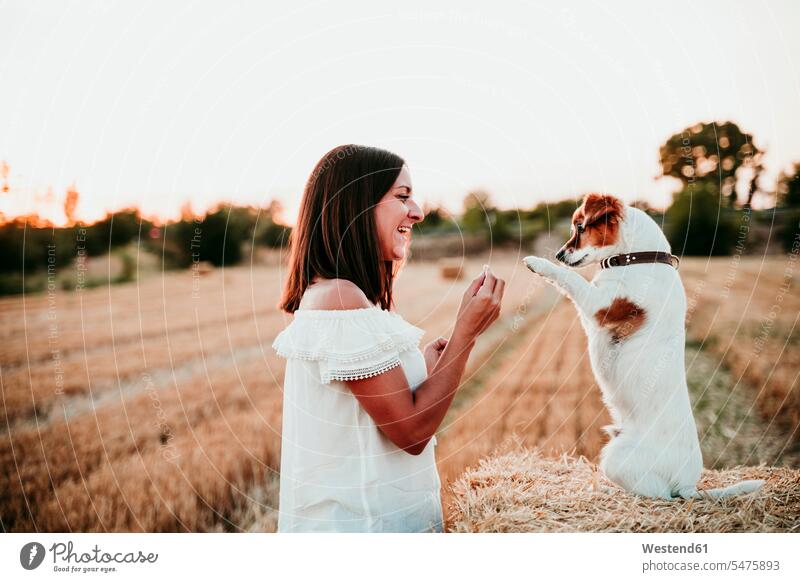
[272,306,425,384]
[323,359,403,383]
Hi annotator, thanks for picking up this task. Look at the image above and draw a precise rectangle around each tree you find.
[461,190,493,234]
[82,209,143,256]
[522,199,579,225]
[264,199,284,224]
[257,221,291,248]
[777,162,800,208]
[107,209,142,247]
[255,201,291,248]
[460,190,514,244]
[665,183,737,256]
[783,212,800,253]
[198,205,251,266]
[420,203,449,229]
[154,204,270,268]
[658,121,763,207]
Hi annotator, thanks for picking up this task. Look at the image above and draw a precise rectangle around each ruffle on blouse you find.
[272,306,425,384]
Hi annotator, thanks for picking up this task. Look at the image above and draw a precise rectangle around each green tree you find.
[257,221,291,248]
[255,200,291,248]
[461,190,493,234]
[777,162,800,208]
[154,219,195,269]
[198,205,251,266]
[82,209,144,257]
[783,212,800,253]
[522,199,578,226]
[107,209,143,247]
[152,204,268,268]
[665,183,736,256]
[460,190,513,243]
[659,121,763,208]
[419,203,450,230]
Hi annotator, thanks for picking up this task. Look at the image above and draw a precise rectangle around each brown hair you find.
[278,144,406,313]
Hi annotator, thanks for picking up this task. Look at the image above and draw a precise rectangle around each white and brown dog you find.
[524,193,763,499]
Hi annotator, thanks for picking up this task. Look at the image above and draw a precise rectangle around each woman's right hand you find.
[453,265,505,342]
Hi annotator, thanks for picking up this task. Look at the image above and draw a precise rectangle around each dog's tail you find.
[679,479,765,500]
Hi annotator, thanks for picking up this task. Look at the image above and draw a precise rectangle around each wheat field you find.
[1,251,797,532]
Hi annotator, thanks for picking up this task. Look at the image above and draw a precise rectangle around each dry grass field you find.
[448,449,800,533]
[1,249,797,532]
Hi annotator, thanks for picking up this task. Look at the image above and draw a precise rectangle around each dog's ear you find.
[582,193,625,225]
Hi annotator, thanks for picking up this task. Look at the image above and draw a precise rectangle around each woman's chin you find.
[386,240,409,261]
[383,248,406,261]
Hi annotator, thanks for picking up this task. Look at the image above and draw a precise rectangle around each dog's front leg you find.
[523,255,606,314]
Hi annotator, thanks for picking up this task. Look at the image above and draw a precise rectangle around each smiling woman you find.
[272,144,505,532]
[278,145,412,313]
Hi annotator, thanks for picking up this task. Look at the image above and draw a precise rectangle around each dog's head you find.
[555,193,626,268]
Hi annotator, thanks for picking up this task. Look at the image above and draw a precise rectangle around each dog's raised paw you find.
[523,256,551,275]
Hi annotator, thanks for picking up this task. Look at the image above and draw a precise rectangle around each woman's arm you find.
[345,330,475,454]
[345,268,504,454]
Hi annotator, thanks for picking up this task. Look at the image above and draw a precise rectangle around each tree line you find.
[454,121,800,255]
[0,203,289,277]
[1,119,798,294]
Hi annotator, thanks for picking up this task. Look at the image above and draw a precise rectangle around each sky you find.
[1,0,799,225]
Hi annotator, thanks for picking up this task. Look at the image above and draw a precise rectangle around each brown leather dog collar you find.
[600,251,680,270]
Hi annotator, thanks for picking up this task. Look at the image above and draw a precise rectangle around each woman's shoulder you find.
[298,278,373,311]
[272,291,425,369]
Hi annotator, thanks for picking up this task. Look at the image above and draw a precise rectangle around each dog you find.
[523,193,764,500]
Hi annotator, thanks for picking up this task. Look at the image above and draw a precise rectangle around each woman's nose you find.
[408,199,424,222]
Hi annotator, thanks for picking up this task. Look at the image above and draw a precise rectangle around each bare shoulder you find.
[301,278,372,310]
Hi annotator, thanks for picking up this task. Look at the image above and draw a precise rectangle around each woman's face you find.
[374,164,424,261]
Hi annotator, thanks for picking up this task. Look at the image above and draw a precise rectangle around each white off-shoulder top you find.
[272,305,443,533]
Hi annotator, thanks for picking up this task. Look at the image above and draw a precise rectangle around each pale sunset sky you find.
[1,0,799,225]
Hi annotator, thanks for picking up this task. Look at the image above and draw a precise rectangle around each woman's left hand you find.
[423,337,448,376]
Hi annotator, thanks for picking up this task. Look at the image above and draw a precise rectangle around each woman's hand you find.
[453,265,505,343]
[423,337,448,376]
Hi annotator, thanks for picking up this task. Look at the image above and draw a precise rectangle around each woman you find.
[273,144,505,532]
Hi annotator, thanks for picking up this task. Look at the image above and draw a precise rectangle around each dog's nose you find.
[555,249,566,262]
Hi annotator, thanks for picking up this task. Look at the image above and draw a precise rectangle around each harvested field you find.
[681,257,800,447]
[0,251,541,532]
[1,248,797,533]
[439,255,799,530]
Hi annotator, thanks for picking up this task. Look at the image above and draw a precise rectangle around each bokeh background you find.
[1,0,798,532]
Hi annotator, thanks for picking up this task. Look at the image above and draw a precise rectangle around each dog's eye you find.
[576,223,585,233]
